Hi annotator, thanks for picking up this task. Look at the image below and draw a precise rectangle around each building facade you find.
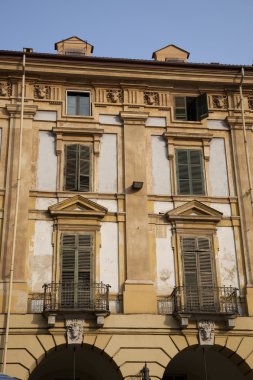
[0,36,253,379]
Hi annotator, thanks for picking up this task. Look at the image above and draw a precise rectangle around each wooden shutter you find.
[176,149,204,195]
[61,234,76,283]
[65,144,78,191]
[61,233,93,309]
[79,145,91,192]
[195,93,208,121]
[176,150,191,194]
[174,96,187,120]
[182,236,214,311]
[78,234,93,284]
[189,150,204,194]
[65,144,91,192]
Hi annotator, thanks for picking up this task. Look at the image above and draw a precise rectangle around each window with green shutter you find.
[174,94,208,121]
[60,233,93,309]
[176,149,205,195]
[181,236,216,311]
[65,144,91,192]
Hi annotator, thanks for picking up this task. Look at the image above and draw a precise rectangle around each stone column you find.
[120,111,156,313]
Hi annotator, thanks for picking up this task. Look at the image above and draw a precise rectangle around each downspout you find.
[239,67,253,208]
[1,49,27,373]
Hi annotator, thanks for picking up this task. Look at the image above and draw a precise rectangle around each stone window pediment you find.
[48,194,108,220]
[166,200,222,224]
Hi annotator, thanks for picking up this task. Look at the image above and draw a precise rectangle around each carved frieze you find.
[34,85,51,99]
[212,95,228,109]
[198,320,215,345]
[248,96,253,110]
[0,82,12,97]
[144,91,159,106]
[66,319,84,344]
[106,89,123,103]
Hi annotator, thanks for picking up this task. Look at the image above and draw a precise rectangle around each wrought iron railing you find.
[43,282,110,313]
[172,286,239,315]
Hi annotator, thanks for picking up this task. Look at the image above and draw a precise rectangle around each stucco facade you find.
[0,36,253,379]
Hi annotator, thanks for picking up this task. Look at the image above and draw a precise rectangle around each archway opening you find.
[162,345,249,380]
[29,344,122,380]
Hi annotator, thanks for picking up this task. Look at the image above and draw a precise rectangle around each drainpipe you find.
[239,67,253,208]
[1,48,28,373]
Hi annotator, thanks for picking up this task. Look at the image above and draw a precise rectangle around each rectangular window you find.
[60,233,93,309]
[176,149,205,195]
[67,91,91,116]
[174,93,208,121]
[181,236,215,312]
[64,144,91,192]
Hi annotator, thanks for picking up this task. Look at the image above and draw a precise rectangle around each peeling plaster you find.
[100,222,119,293]
[156,226,175,294]
[217,227,239,288]
[151,136,171,195]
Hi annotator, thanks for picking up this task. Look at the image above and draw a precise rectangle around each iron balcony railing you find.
[43,281,110,313]
[172,286,239,315]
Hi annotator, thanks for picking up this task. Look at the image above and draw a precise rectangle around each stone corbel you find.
[93,135,101,156]
[203,140,210,161]
[56,133,63,156]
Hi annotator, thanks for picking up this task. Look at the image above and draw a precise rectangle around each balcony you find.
[43,281,110,315]
[171,286,239,327]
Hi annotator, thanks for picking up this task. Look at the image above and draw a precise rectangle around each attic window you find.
[65,49,86,56]
[174,94,208,121]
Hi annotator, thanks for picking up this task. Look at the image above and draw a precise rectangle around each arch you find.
[29,343,123,380]
[162,344,253,380]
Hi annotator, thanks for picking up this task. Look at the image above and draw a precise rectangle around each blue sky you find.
[1,0,253,65]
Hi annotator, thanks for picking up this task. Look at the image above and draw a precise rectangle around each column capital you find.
[6,104,38,118]
[120,111,149,124]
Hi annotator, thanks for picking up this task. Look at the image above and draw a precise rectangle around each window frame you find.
[64,143,92,192]
[175,148,205,195]
[66,90,92,117]
[173,94,208,122]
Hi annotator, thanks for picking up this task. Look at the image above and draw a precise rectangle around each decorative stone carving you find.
[198,321,215,345]
[106,89,123,103]
[34,85,50,99]
[66,319,84,344]
[212,95,228,109]
[248,96,253,110]
[0,82,12,97]
[144,91,159,106]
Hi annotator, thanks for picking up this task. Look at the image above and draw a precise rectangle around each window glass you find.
[67,92,90,116]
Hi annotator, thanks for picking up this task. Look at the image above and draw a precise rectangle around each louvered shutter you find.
[176,150,191,194]
[61,233,93,309]
[189,150,204,194]
[196,93,208,121]
[79,145,91,192]
[197,237,215,310]
[78,234,93,308]
[65,145,78,191]
[175,96,187,120]
[176,150,204,195]
[182,236,215,312]
[182,237,199,310]
[61,234,76,308]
